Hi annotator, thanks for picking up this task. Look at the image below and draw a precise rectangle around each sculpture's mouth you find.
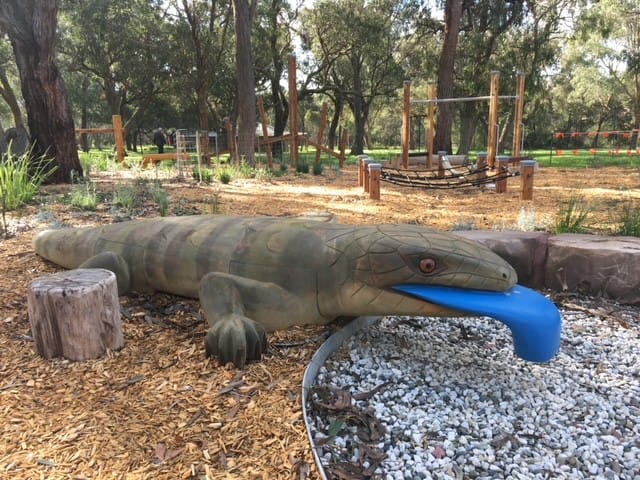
[392,284,562,363]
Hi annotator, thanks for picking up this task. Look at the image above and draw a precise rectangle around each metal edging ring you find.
[301,316,380,480]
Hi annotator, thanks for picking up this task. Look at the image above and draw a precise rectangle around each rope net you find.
[380,165,519,190]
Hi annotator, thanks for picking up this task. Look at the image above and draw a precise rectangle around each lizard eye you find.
[419,258,437,274]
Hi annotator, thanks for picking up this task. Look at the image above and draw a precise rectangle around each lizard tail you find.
[33,227,100,269]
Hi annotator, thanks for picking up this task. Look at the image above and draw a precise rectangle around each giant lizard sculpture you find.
[33,214,532,367]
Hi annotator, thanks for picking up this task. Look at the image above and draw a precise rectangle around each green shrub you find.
[192,166,213,183]
[0,146,55,236]
[0,147,53,212]
[70,180,98,210]
[217,169,232,184]
[616,204,640,237]
[296,163,309,174]
[279,163,288,173]
[554,196,591,233]
[312,163,324,176]
[113,186,136,211]
[151,185,169,217]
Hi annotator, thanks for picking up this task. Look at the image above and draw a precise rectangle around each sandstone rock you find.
[545,234,640,305]
[454,230,549,288]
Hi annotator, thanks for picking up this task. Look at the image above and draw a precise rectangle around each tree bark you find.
[0,64,24,128]
[328,92,343,150]
[435,0,463,154]
[233,0,256,165]
[27,268,123,361]
[458,102,477,154]
[0,0,81,183]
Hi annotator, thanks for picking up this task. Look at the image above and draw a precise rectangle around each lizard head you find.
[320,224,560,363]
[345,224,517,292]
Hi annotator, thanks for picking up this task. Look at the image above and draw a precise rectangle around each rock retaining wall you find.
[456,231,640,305]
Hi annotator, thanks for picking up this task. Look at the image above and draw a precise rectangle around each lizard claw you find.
[205,314,268,368]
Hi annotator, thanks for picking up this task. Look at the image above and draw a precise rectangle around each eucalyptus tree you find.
[301,0,405,155]
[253,0,296,141]
[167,0,234,147]
[570,0,640,148]
[59,0,172,149]
[0,38,24,130]
[0,0,81,182]
[232,0,256,163]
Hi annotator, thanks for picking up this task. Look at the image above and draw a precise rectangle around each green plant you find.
[192,166,213,183]
[296,163,309,174]
[217,169,232,184]
[554,196,591,233]
[616,203,640,237]
[0,146,55,237]
[279,163,288,173]
[151,185,169,216]
[113,186,136,211]
[312,163,324,176]
[70,180,98,210]
[254,168,273,181]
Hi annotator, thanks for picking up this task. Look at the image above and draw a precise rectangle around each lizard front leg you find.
[78,251,131,295]
[199,272,294,368]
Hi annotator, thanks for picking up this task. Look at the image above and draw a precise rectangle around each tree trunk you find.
[458,102,477,154]
[498,109,513,153]
[0,0,81,183]
[79,77,90,153]
[233,0,256,165]
[328,93,343,150]
[0,65,24,128]
[435,0,463,154]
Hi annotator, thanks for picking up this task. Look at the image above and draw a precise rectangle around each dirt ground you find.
[0,164,639,480]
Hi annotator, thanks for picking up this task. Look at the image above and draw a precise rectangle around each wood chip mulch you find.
[1,233,327,480]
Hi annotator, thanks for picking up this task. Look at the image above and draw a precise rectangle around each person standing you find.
[153,128,166,154]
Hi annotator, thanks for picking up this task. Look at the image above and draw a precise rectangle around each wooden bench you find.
[141,152,189,167]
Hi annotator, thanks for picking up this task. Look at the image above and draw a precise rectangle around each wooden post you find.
[476,151,488,181]
[512,72,526,157]
[401,81,411,169]
[27,269,123,361]
[357,155,369,186]
[339,129,348,167]
[224,117,238,164]
[362,159,373,193]
[288,55,298,169]
[368,163,381,200]
[257,96,273,169]
[487,72,500,168]
[437,150,447,178]
[315,103,328,166]
[427,82,437,169]
[112,114,125,163]
[495,155,510,193]
[520,159,535,200]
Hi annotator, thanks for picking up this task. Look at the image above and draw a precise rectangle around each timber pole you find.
[427,82,437,169]
[487,72,500,168]
[112,115,125,163]
[512,72,526,157]
[402,81,411,169]
[288,55,298,169]
[316,103,328,166]
[257,96,273,169]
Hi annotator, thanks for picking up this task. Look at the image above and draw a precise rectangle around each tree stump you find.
[27,268,123,361]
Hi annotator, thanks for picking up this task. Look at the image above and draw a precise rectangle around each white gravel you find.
[307,299,640,480]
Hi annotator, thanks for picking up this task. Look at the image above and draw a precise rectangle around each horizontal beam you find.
[412,95,519,105]
[75,128,118,134]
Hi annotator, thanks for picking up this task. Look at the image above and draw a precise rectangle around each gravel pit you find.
[305,298,640,480]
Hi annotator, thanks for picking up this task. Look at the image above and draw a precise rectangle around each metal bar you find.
[411,95,518,105]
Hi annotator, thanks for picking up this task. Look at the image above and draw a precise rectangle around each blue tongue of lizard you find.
[392,284,562,363]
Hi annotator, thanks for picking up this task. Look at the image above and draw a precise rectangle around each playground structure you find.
[551,129,640,161]
[359,153,536,202]
[75,114,126,163]
[254,56,349,170]
[399,72,526,170]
